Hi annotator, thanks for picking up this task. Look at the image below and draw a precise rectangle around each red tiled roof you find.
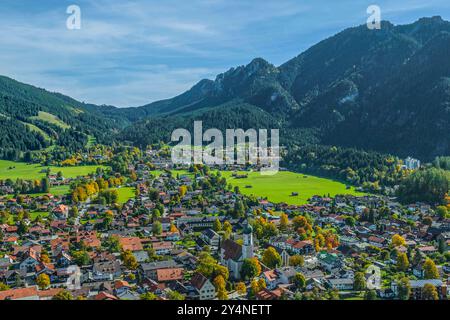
[94,291,119,300]
[156,267,184,282]
[119,237,143,251]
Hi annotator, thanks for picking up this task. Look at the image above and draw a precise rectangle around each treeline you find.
[397,168,449,204]
[119,103,280,148]
[0,118,50,160]
[0,76,128,159]
[0,177,50,195]
[433,156,450,171]
[283,144,405,190]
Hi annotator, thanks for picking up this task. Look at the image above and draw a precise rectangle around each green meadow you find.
[220,171,365,205]
[17,185,71,198]
[0,160,109,181]
[30,111,70,129]
[114,187,136,204]
[150,168,365,205]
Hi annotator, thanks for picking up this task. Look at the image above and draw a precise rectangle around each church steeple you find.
[242,221,254,259]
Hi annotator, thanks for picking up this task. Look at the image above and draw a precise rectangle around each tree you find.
[121,250,138,270]
[262,247,282,269]
[279,213,289,232]
[72,250,91,266]
[52,290,73,300]
[235,282,247,295]
[396,252,409,272]
[179,185,187,197]
[40,177,50,193]
[289,255,304,267]
[397,168,449,205]
[69,206,79,218]
[438,237,446,254]
[436,206,448,219]
[103,236,121,253]
[152,208,161,219]
[213,218,222,232]
[0,282,10,291]
[223,221,232,237]
[397,277,411,300]
[152,221,162,235]
[391,234,406,247]
[217,287,228,300]
[314,233,325,251]
[169,223,178,233]
[422,283,439,300]
[250,278,266,297]
[353,272,366,291]
[167,290,185,300]
[214,275,228,300]
[292,215,311,232]
[241,258,261,279]
[40,254,51,263]
[423,258,439,279]
[364,290,377,300]
[344,216,356,227]
[422,217,433,226]
[196,251,218,278]
[233,200,245,218]
[140,292,158,300]
[294,273,306,290]
[213,265,229,281]
[36,273,50,290]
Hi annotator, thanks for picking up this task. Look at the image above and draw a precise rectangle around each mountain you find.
[0,75,129,158]
[1,16,449,161]
[119,16,450,160]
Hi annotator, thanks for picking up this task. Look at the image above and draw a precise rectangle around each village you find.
[0,149,449,301]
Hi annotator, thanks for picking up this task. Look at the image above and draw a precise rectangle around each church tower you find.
[242,223,254,259]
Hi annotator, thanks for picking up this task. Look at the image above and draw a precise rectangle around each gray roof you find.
[328,278,354,285]
[140,260,180,271]
[202,228,219,240]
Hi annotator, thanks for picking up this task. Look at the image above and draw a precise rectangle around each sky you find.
[0,0,449,107]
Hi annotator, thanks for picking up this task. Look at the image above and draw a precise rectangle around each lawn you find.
[21,185,71,198]
[114,187,136,204]
[0,160,109,180]
[29,211,50,220]
[220,171,366,205]
[30,111,70,129]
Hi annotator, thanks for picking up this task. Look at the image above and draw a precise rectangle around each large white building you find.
[404,157,421,170]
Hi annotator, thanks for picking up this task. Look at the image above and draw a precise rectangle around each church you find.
[219,223,254,280]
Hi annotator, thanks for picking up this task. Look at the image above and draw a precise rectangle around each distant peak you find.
[248,57,270,66]
[245,57,275,74]
[416,16,445,24]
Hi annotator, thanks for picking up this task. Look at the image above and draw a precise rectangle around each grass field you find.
[220,171,365,205]
[115,187,136,204]
[20,185,71,198]
[30,111,70,129]
[0,160,109,180]
[20,121,51,141]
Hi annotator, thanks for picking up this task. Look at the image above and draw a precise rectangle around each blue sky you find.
[0,0,449,107]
